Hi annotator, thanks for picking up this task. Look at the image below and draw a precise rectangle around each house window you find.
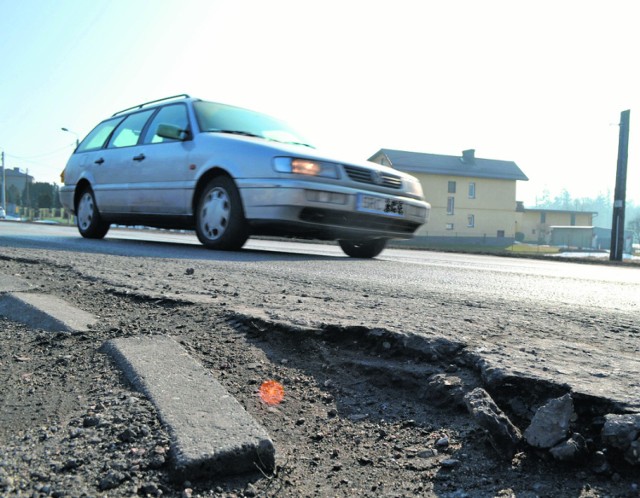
[467,215,475,228]
[570,213,576,226]
[468,182,476,199]
[446,223,454,230]
[448,181,456,193]
[447,196,455,215]
[497,230,505,238]
[540,212,546,223]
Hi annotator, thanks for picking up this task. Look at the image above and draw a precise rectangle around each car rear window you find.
[76,117,122,152]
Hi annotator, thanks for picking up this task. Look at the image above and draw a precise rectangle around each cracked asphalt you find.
[1,229,639,496]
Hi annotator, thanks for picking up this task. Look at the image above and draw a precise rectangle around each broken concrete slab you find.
[464,387,522,459]
[601,413,640,450]
[0,292,97,332]
[549,433,587,462]
[524,394,574,449]
[101,335,275,480]
[625,440,640,465]
[601,413,640,465]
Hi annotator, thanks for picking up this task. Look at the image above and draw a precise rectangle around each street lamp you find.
[61,127,80,148]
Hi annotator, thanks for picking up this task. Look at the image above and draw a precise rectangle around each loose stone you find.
[524,394,574,449]
[464,388,522,459]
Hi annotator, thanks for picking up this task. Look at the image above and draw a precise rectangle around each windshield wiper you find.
[282,141,315,148]
[208,129,263,139]
[208,130,315,148]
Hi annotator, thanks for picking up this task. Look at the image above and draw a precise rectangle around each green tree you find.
[626,201,640,243]
[535,188,552,207]
[24,182,57,209]
[555,189,572,210]
[533,188,617,229]
[37,192,52,209]
[628,215,640,243]
[7,184,21,205]
[52,184,62,208]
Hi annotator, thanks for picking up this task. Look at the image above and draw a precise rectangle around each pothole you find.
[226,312,640,477]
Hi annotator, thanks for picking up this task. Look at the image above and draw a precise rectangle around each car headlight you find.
[404,177,424,197]
[273,157,340,179]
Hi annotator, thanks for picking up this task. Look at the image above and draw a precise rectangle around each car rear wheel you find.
[76,187,110,239]
[339,238,388,258]
[195,176,249,250]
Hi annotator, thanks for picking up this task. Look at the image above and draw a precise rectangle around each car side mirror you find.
[156,124,190,141]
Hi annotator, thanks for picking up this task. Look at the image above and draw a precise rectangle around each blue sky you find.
[1,0,639,206]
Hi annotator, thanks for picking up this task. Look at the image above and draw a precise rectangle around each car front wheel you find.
[339,238,388,258]
[195,176,249,250]
[76,187,110,239]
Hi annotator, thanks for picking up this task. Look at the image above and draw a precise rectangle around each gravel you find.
[1,250,639,497]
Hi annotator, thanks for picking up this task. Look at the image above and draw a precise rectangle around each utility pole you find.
[1,150,5,213]
[25,168,31,219]
[610,109,630,261]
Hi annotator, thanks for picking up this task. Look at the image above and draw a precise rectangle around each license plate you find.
[357,194,404,217]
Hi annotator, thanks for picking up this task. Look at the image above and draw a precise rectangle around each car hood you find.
[200,132,414,180]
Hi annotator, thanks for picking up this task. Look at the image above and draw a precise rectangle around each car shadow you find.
[4,226,393,264]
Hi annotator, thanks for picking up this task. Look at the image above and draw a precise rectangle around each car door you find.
[102,109,156,213]
[73,116,123,214]
[127,103,193,215]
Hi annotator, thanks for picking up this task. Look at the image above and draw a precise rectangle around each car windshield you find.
[193,101,314,147]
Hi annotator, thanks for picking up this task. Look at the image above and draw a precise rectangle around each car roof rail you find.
[112,94,192,116]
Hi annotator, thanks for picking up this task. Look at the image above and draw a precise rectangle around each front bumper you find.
[237,179,429,240]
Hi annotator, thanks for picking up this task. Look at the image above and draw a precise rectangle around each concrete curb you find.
[101,335,275,480]
[0,292,97,332]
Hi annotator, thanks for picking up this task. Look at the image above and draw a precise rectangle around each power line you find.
[5,143,76,160]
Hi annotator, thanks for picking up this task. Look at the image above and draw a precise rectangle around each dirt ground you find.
[1,252,639,497]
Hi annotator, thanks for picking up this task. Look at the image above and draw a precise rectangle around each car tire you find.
[76,187,110,239]
[195,176,249,250]
[339,238,388,258]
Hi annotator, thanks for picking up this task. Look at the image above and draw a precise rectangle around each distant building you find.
[1,167,34,213]
[549,226,595,249]
[3,166,34,191]
[518,208,596,244]
[369,148,528,245]
[592,227,634,253]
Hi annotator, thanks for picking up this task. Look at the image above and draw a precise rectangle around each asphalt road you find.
[2,222,640,412]
[2,221,639,315]
[0,222,640,496]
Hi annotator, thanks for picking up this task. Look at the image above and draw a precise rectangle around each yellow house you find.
[369,148,528,245]
[519,208,595,244]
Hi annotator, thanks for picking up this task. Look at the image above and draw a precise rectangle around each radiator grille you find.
[343,165,402,189]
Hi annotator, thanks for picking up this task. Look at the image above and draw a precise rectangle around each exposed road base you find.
[101,335,276,481]
[227,311,640,471]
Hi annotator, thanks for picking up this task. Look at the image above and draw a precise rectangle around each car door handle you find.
[94,158,104,165]
[133,154,146,161]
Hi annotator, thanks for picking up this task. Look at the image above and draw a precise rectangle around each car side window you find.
[143,104,190,144]
[108,110,155,148]
[76,117,123,152]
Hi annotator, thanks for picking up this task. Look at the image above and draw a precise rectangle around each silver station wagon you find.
[59,95,430,258]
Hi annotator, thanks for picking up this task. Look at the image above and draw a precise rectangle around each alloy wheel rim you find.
[200,187,230,241]
[78,193,93,230]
